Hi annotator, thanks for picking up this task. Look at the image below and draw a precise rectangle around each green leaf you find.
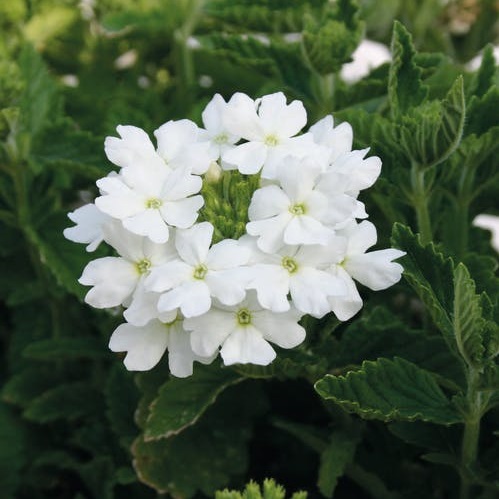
[0,402,26,499]
[391,224,455,349]
[315,357,462,424]
[216,478,307,499]
[24,382,102,423]
[395,76,465,169]
[144,365,242,440]
[302,0,363,75]
[318,430,360,497]
[22,337,107,361]
[472,44,498,99]
[388,21,428,117]
[467,86,499,136]
[452,264,487,368]
[18,45,59,139]
[335,307,464,385]
[133,382,265,497]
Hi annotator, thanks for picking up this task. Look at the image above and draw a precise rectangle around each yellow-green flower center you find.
[136,258,152,275]
[264,134,279,146]
[146,198,162,209]
[289,203,306,216]
[213,133,228,144]
[237,308,252,326]
[281,256,298,274]
[193,264,208,280]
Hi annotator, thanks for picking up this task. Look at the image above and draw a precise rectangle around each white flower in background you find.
[246,156,357,252]
[199,94,240,159]
[154,119,213,174]
[222,92,313,178]
[78,222,176,308]
[473,214,499,253]
[63,203,110,252]
[109,315,214,376]
[327,220,405,320]
[242,235,347,317]
[146,222,251,317]
[184,292,306,366]
[95,166,203,244]
[340,40,391,84]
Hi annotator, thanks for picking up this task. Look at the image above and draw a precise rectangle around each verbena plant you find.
[0,1,498,499]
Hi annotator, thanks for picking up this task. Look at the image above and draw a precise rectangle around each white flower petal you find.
[160,196,204,228]
[246,264,290,312]
[175,222,213,265]
[109,321,169,371]
[145,260,192,292]
[206,239,250,270]
[168,324,215,377]
[124,288,175,326]
[220,327,276,366]
[79,257,138,308]
[122,209,170,243]
[327,266,363,321]
[185,310,235,357]
[223,92,263,141]
[252,309,305,349]
[284,215,333,246]
[222,141,268,174]
[154,119,199,163]
[345,249,405,290]
[246,213,291,253]
[205,269,248,306]
[339,220,378,255]
[64,203,108,252]
[158,280,211,318]
[258,92,307,138]
[248,185,289,221]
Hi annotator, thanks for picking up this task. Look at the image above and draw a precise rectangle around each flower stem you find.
[410,163,432,245]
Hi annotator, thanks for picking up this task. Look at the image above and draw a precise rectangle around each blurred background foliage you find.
[0,1,498,498]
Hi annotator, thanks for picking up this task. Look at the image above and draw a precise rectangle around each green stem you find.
[410,163,432,245]
[459,368,483,499]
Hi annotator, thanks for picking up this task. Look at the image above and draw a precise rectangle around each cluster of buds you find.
[65,92,404,377]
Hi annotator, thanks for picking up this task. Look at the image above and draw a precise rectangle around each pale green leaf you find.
[315,357,462,424]
[144,365,241,440]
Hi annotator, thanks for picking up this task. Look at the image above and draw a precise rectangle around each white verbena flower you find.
[63,203,110,252]
[243,235,347,317]
[222,92,313,178]
[109,315,214,376]
[95,166,203,244]
[473,214,499,253]
[246,156,357,253]
[327,220,405,320]
[184,292,306,366]
[146,222,251,318]
[199,94,240,160]
[78,222,176,308]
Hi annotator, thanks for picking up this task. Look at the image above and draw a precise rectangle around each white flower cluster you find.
[64,92,405,377]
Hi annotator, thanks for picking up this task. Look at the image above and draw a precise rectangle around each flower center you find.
[264,134,279,147]
[193,264,208,280]
[289,203,306,216]
[281,256,298,274]
[146,198,162,209]
[136,258,152,275]
[237,308,252,326]
[213,133,228,144]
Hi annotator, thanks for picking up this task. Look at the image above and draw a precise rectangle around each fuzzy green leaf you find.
[472,44,498,98]
[391,224,455,348]
[144,365,241,440]
[452,264,487,368]
[388,21,428,117]
[315,357,462,424]
[395,76,465,169]
[318,430,360,497]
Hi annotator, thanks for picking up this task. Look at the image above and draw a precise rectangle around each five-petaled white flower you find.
[184,292,306,366]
